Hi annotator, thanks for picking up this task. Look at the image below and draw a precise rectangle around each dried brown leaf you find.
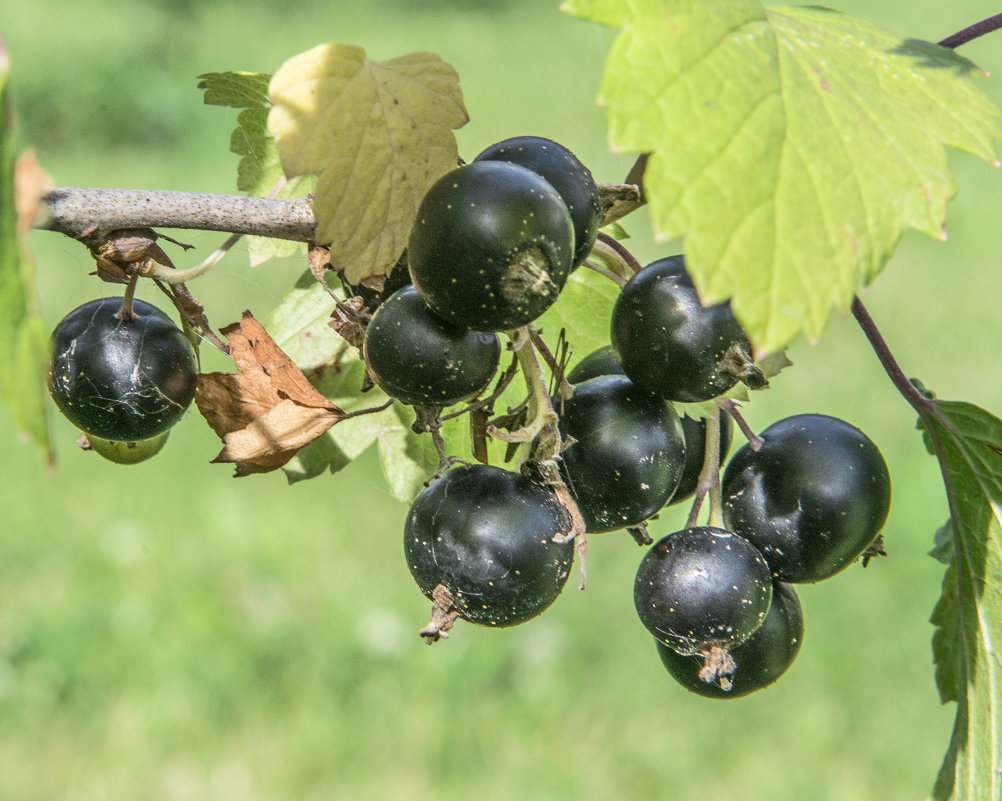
[195,311,344,475]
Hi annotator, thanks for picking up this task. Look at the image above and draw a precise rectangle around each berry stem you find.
[116,274,139,322]
[938,12,1002,48]
[144,232,243,284]
[582,234,644,287]
[686,405,725,530]
[486,328,559,456]
[850,296,938,418]
[595,231,644,274]
[720,399,763,451]
[493,328,586,577]
[526,325,573,400]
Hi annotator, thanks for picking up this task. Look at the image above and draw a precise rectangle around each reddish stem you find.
[939,13,1002,49]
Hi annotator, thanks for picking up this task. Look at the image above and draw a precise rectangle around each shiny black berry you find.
[474,135,601,267]
[565,344,624,385]
[556,374,686,532]
[656,580,803,697]
[405,465,574,634]
[408,161,575,331]
[564,345,731,508]
[610,255,765,402]
[722,413,891,583]
[341,254,412,313]
[47,297,198,441]
[363,285,501,407]
[635,526,772,684]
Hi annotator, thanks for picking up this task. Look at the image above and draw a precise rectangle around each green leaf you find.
[263,270,344,372]
[282,353,373,484]
[930,520,962,706]
[267,44,468,285]
[377,404,442,503]
[564,1,1002,354]
[197,71,315,266]
[921,400,1002,801]
[0,37,53,462]
[536,266,622,363]
[283,353,454,502]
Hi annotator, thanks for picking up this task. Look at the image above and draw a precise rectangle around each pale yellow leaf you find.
[267,44,468,284]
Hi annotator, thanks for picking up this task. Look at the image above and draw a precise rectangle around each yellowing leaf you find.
[267,44,468,284]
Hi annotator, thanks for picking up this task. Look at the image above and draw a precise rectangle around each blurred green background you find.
[3,1,1002,799]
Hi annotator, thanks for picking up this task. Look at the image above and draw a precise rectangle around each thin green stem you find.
[685,405,724,530]
[486,329,559,461]
[595,231,644,274]
[116,274,139,321]
[146,232,243,283]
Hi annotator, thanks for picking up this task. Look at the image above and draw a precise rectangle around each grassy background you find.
[3,1,1002,799]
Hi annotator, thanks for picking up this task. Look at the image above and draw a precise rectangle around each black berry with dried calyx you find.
[408,161,575,331]
[634,526,773,687]
[404,464,575,642]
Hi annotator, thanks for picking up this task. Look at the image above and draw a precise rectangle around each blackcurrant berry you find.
[722,413,891,583]
[656,580,803,697]
[635,526,772,683]
[556,374,686,533]
[474,136,601,267]
[47,297,198,442]
[564,345,731,508]
[405,464,575,632]
[610,255,765,402]
[363,285,501,407]
[408,161,575,331]
[565,344,624,385]
[341,254,412,313]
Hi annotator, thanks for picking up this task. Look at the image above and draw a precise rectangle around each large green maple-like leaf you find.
[0,37,52,462]
[267,44,468,285]
[922,401,1002,801]
[563,0,1002,354]
[198,71,316,266]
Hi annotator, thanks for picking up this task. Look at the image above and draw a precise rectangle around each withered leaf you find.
[196,311,344,476]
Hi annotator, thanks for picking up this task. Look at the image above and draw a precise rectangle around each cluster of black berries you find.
[397,137,892,699]
[43,134,893,701]
[635,412,890,697]
[362,135,601,406]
